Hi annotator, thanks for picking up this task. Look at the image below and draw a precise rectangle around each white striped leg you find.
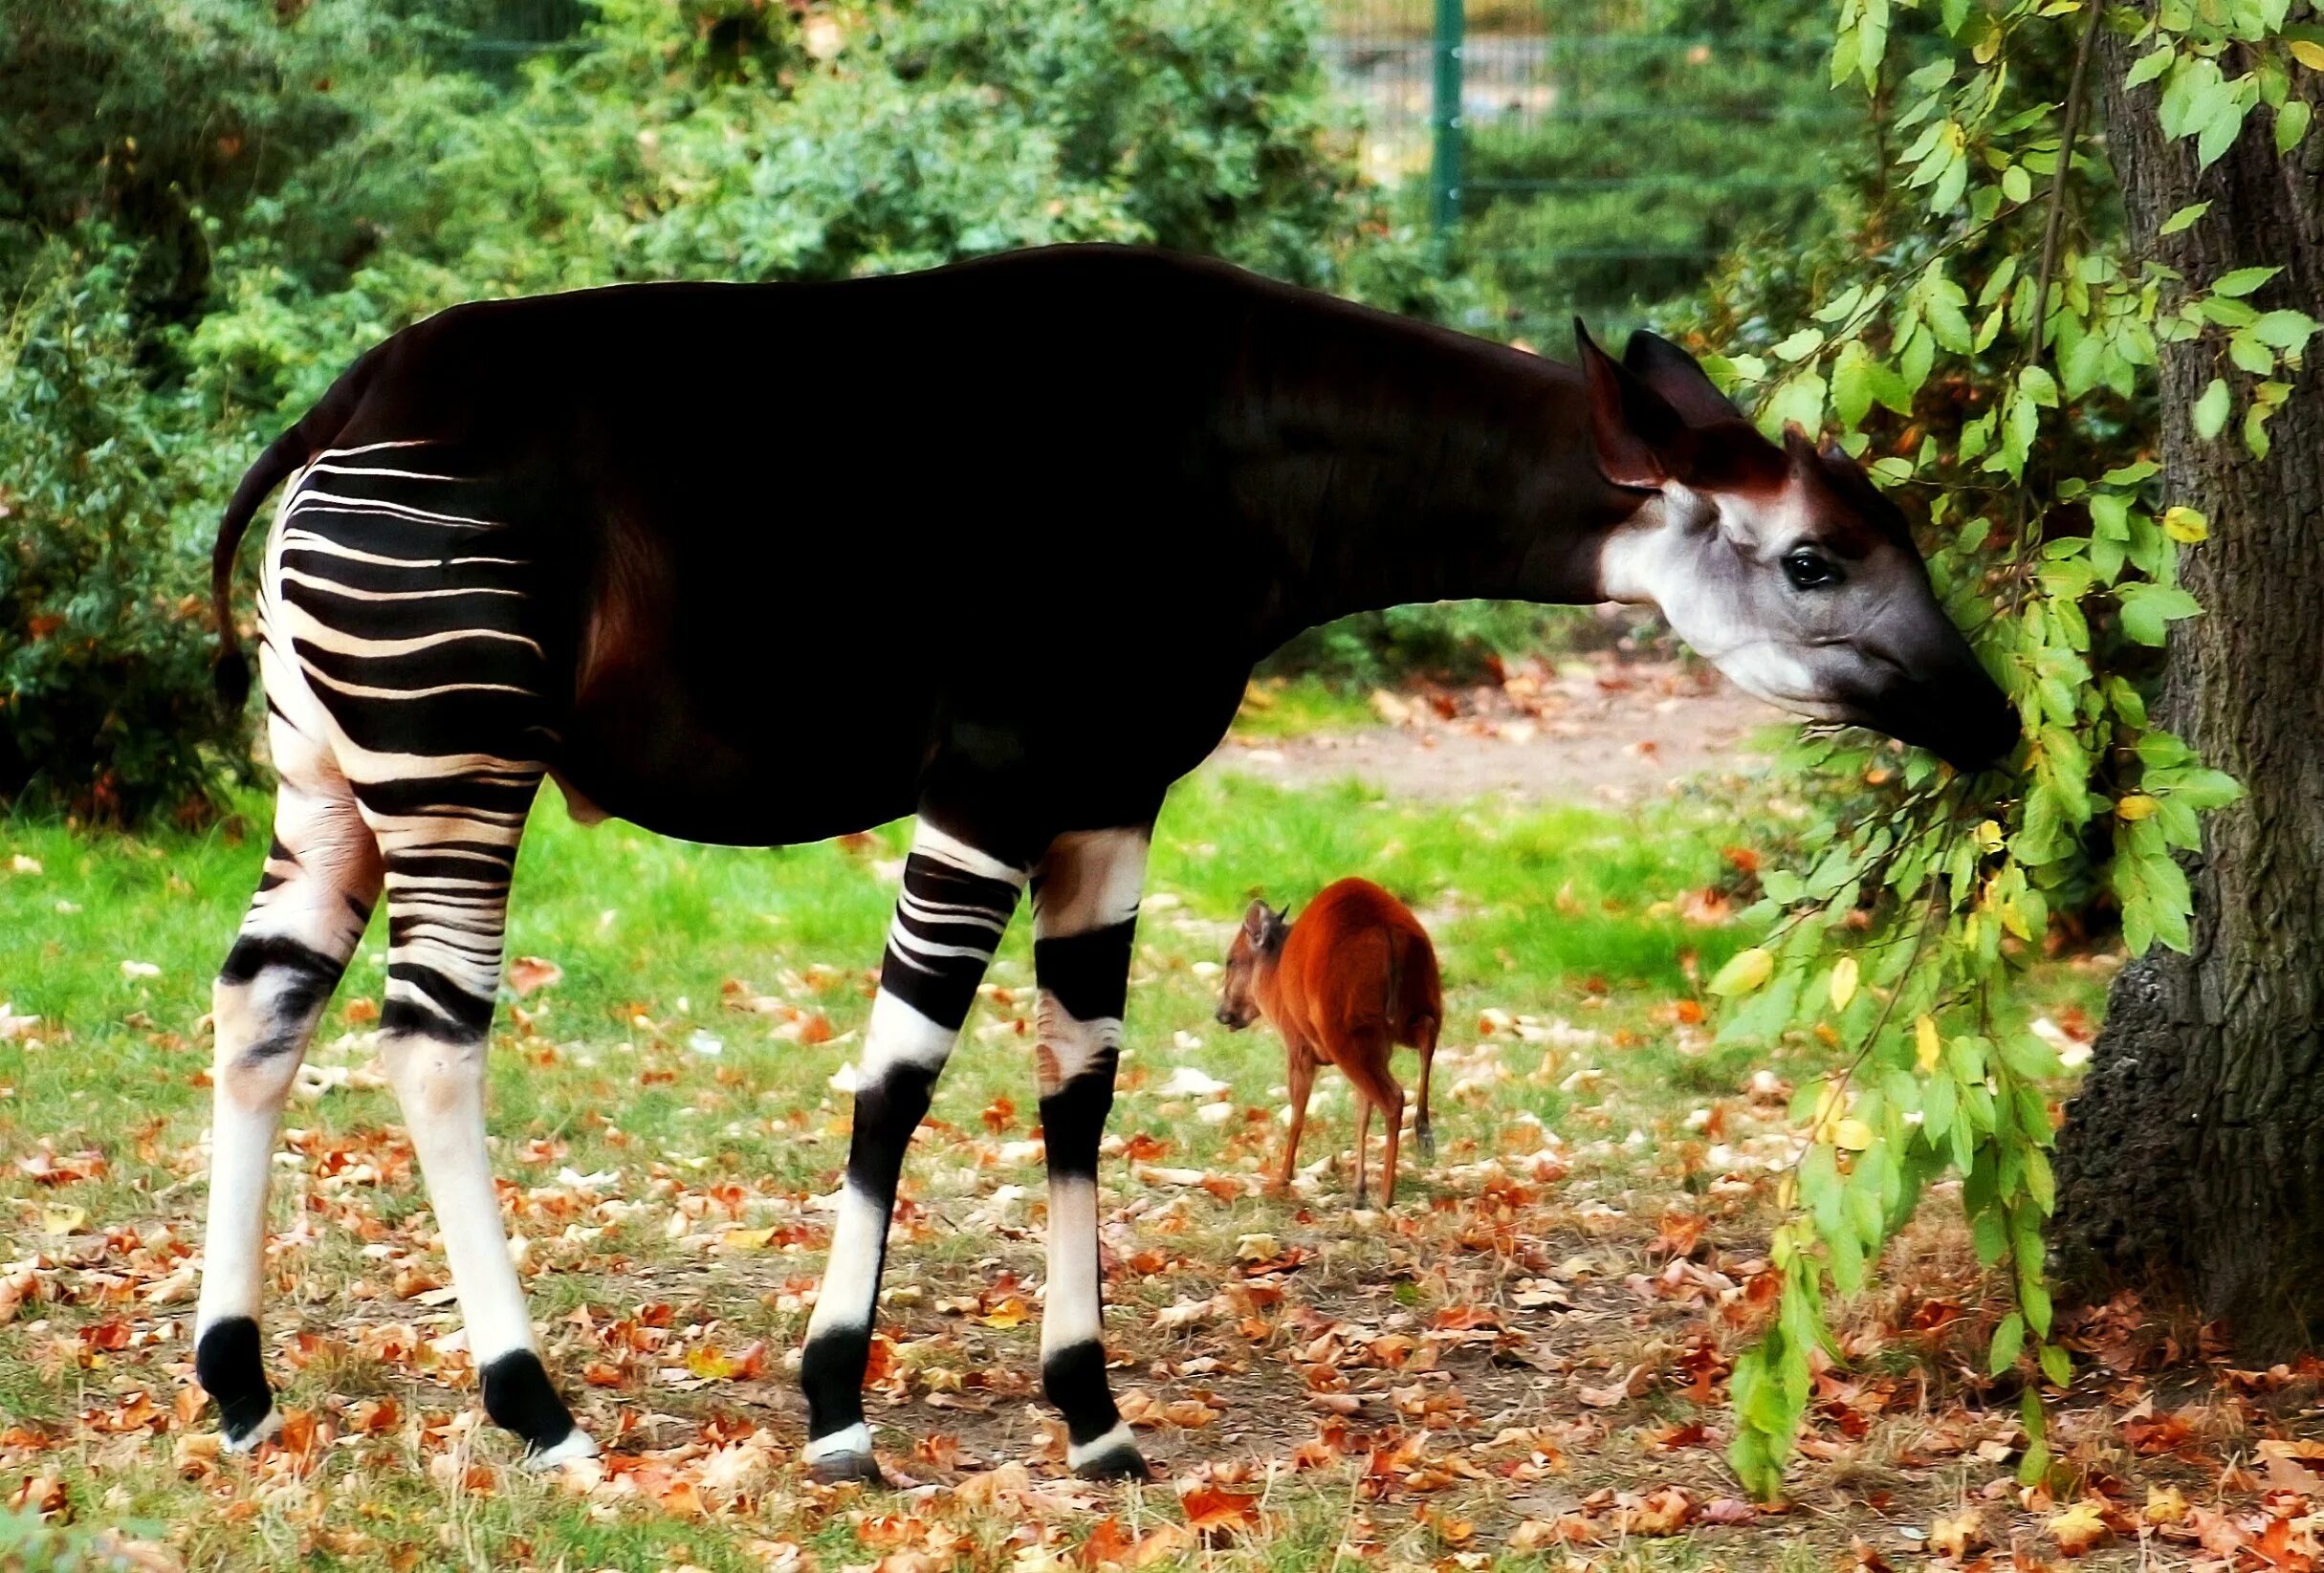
[800,820,1027,1483]
[1031,827,1151,1481]
[197,765,382,1451]
[368,783,594,1466]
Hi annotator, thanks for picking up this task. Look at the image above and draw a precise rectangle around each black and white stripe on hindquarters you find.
[265,442,556,760]
[1031,828,1151,1481]
[799,824,1029,1480]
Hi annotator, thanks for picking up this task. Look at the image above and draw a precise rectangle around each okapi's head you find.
[1216,900,1288,1031]
[1575,323,2018,772]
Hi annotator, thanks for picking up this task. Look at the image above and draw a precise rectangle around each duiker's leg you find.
[1277,1041,1317,1191]
[1342,1042,1405,1209]
[1412,1017,1439,1163]
[800,816,1029,1483]
[1029,826,1151,1480]
[368,770,592,1464]
[197,754,382,1449]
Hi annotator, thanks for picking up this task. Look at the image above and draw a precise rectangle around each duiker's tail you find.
[210,352,382,708]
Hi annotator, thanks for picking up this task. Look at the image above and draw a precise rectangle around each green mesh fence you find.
[1322,1,1871,341]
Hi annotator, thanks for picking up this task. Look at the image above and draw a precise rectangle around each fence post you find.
[1429,0,1465,233]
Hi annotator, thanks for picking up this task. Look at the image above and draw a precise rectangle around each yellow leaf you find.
[41,1205,86,1234]
[2143,1485,2188,1526]
[2291,38,2324,70]
[1828,956,1859,1012]
[2001,895,2034,943]
[2116,794,2160,821]
[1233,1233,1282,1262]
[1976,819,2005,853]
[1916,1015,1942,1074]
[1809,1081,1850,1144]
[2049,1499,2111,1557]
[2161,505,2208,542]
[719,1227,777,1251]
[1833,1119,1875,1151]
[1709,947,1774,996]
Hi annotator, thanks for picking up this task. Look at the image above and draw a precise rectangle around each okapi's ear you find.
[1575,318,1687,491]
[1242,899,1274,939]
[1623,330,1742,426]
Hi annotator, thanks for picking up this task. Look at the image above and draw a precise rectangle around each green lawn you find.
[0,749,2122,1572]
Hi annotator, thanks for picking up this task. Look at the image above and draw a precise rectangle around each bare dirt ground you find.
[1213,656,1788,804]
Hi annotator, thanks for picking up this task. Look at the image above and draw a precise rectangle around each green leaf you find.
[2213,266,2282,296]
[1988,1310,2026,1375]
[1709,947,1775,996]
[2159,201,2211,233]
[2278,98,2313,153]
[2193,377,2232,439]
[2124,45,2175,89]
[2117,582,2203,645]
[2041,1342,2074,1388]
[2251,309,2319,351]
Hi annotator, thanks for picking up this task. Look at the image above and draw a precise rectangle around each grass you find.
[0,739,2136,1572]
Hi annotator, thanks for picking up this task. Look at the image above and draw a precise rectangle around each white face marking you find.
[1594,486,1855,719]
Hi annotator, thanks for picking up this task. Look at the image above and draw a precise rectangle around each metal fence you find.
[1320,1,1857,339]
[449,0,1857,339]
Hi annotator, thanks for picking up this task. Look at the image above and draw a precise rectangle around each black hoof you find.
[808,1450,884,1486]
[196,1317,276,1445]
[1416,1128,1436,1163]
[480,1349,581,1454]
[1074,1444,1151,1482]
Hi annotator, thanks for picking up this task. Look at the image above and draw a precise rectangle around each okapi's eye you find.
[1782,550,1839,590]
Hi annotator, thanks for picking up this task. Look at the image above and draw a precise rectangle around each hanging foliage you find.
[1709,0,2316,1500]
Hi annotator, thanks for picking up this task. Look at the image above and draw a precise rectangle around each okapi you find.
[196,244,2018,1484]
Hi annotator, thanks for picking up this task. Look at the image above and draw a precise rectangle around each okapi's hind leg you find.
[800,815,1030,1483]
[196,760,382,1450]
[364,769,596,1466]
[1031,826,1152,1481]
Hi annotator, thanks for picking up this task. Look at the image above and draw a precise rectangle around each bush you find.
[0,246,248,822]
[0,0,1458,822]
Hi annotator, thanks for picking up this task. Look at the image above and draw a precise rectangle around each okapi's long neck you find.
[1210,302,1641,649]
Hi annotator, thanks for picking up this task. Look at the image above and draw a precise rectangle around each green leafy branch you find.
[1710,0,2314,1503]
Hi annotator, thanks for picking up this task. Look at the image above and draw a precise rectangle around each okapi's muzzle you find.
[1854,672,2019,772]
[1843,620,2020,773]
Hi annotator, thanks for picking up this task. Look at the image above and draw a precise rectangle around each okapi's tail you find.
[210,351,382,708]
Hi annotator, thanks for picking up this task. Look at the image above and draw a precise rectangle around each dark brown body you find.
[1218,878,1441,1207]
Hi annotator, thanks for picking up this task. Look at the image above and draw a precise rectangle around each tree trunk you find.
[2051,20,2324,1357]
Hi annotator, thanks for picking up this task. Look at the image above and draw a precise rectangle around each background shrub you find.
[1,0,1448,823]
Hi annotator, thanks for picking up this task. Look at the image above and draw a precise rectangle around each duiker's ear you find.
[1623,330,1742,426]
[1242,899,1273,938]
[1576,318,1688,491]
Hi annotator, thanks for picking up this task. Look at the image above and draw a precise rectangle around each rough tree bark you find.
[2052,15,2324,1356]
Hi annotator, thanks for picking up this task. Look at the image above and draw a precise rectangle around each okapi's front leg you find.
[800,819,1029,1483]
[1031,827,1151,1481]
